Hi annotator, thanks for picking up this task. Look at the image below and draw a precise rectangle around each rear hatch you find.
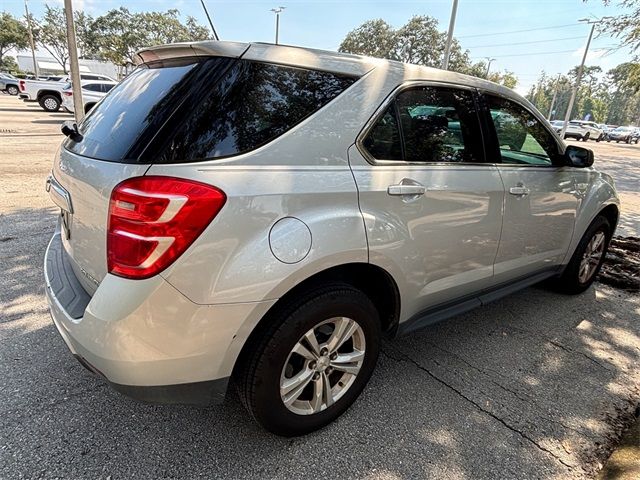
[51,48,248,294]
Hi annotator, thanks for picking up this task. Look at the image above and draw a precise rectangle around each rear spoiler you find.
[134,41,250,65]
[134,41,379,78]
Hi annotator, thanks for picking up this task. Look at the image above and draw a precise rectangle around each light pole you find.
[24,0,39,79]
[560,17,608,138]
[63,0,84,123]
[270,7,285,45]
[441,0,459,70]
[484,57,496,78]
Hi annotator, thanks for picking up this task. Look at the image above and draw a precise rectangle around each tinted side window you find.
[363,87,484,163]
[149,61,356,163]
[362,105,402,161]
[396,87,483,163]
[486,95,560,166]
[83,84,100,92]
[102,84,115,93]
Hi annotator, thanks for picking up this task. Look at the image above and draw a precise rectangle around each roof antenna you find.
[199,0,220,40]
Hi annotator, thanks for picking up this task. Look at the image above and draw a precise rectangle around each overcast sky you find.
[1,0,635,93]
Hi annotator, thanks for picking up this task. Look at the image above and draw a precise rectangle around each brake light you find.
[63,91,73,96]
[19,80,25,91]
[107,176,226,279]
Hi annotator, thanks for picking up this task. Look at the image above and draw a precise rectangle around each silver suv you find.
[44,41,619,436]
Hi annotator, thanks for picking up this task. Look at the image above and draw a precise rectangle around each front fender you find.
[561,171,619,265]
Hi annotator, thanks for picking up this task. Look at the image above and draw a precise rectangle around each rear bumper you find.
[44,230,276,405]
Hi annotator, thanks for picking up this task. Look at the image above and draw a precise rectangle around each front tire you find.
[552,215,611,294]
[582,133,590,142]
[236,284,381,436]
[39,94,60,112]
[6,85,19,96]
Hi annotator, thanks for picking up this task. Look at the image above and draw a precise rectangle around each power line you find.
[466,35,585,49]
[458,23,583,39]
[472,48,586,59]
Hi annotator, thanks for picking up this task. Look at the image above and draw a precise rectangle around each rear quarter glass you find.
[64,56,358,164]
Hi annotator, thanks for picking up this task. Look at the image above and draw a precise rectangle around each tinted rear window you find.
[65,57,357,163]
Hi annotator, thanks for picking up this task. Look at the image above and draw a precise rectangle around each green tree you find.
[338,15,517,87]
[33,6,70,73]
[0,12,29,67]
[338,19,396,59]
[0,55,20,73]
[90,7,211,68]
[590,0,640,89]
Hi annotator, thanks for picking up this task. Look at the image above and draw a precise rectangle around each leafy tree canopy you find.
[0,12,29,66]
[338,15,518,87]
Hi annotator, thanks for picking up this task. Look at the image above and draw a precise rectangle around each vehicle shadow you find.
[1,206,639,479]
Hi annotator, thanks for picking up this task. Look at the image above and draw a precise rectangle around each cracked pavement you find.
[1,96,640,479]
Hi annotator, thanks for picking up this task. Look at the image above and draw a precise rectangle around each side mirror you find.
[564,144,594,168]
[61,120,83,142]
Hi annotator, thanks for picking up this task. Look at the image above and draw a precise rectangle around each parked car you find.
[572,120,604,141]
[45,41,620,436]
[607,126,640,144]
[61,80,117,114]
[550,120,590,141]
[19,73,116,112]
[0,72,20,95]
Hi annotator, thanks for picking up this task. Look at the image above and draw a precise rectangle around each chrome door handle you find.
[509,185,530,196]
[387,184,426,196]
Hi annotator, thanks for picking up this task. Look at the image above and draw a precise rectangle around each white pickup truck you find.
[19,73,116,112]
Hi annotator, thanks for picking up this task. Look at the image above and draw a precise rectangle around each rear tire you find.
[236,283,381,436]
[39,94,60,112]
[551,215,611,295]
[6,85,19,96]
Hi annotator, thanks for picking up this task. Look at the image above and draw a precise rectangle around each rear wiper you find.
[61,120,83,142]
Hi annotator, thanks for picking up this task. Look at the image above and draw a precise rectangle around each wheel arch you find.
[230,262,400,378]
[37,90,62,102]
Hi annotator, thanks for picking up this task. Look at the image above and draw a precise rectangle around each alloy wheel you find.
[280,317,366,415]
[578,230,606,283]
[44,98,58,111]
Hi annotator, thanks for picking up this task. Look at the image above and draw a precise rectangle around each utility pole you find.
[24,0,39,79]
[199,0,219,40]
[441,0,459,70]
[271,7,285,45]
[63,0,84,123]
[484,57,496,78]
[560,17,608,138]
[548,73,562,119]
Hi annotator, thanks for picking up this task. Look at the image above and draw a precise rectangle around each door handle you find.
[509,185,530,196]
[387,184,426,196]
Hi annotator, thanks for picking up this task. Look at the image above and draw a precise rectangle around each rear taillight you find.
[63,91,72,96]
[107,176,226,279]
[19,80,25,91]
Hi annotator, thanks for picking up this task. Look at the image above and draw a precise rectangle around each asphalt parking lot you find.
[1,95,639,479]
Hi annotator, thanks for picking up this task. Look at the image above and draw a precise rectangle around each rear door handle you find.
[509,185,530,196]
[387,184,426,196]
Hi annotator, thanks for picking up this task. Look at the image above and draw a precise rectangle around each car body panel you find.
[491,166,579,281]
[46,230,276,386]
[349,146,504,322]
[51,147,150,294]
